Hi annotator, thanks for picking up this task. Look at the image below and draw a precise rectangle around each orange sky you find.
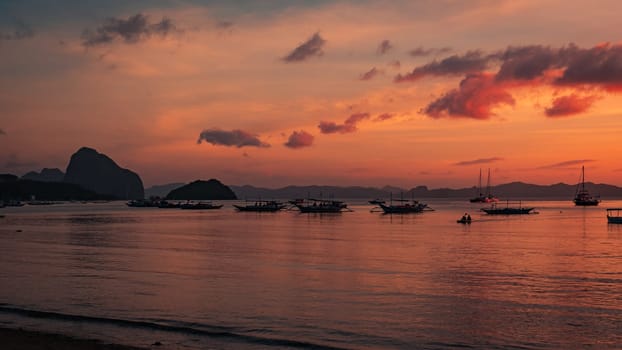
[1,0,622,188]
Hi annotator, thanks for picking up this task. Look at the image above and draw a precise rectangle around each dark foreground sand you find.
[0,327,148,350]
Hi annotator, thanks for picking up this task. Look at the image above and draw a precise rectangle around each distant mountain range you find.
[229,182,622,200]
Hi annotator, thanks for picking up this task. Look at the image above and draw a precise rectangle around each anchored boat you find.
[481,201,534,215]
[607,208,622,224]
[574,166,600,206]
[290,198,349,213]
[234,200,286,212]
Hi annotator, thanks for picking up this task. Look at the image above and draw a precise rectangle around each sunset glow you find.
[2,0,622,188]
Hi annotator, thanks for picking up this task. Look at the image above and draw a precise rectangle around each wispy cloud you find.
[82,13,179,47]
[408,46,452,57]
[282,32,326,63]
[0,128,5,136]
[318,113,370,134]
[539,159,595,169]
[377,39,393,55]
[284,130,314,149]
[0,19,34,41]
[375,113,395,121]
[396,50,492,82]
[197,129,270,148]
[453,157,504,166]
[545,94,598,117]
[359,67,382,81]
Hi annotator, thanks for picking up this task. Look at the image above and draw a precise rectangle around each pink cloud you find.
[284,130,314,149]
[422,73,515,119]
[545,94,598,117]
[318,113,370,134]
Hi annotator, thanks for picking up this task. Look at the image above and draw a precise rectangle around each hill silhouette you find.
[166,179,237,200]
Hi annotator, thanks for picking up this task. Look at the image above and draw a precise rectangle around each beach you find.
[0,327,146,350]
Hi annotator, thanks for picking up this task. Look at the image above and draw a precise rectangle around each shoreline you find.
[0,327,148,350]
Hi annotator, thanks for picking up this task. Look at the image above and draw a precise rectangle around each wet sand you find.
[0,327,147,350]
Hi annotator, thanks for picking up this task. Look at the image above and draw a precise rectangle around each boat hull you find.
[379,203,427,214]
[234,205,285,212]
[607,216,622,224]
[295,205,345,213]
[481,208,534,215]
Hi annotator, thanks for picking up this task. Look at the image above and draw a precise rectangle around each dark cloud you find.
[82,13,178,47]
[375,113,395,121]
[408,46,452,57]
[0,129,5,135]
[422,73,515,119]
[318,113,370,134]
[539,159,595,169]
[284,130,314,149]
[377,40,393,55]
[197,129,270,148]
[1,19,34,41]
[216,21,234,29]
[453,157,503,166]
[395,50,492,82]
[359,67,382,81]
[545,94,598,117]
[282,32,326,63]
[556,43,622,89]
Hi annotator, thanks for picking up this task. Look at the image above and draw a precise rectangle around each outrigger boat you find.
[481,201,534,215]
[234,200,286,212]
[606,208,622,224]
[180,201,223,210]
[573,166,600,206]
[378,199,430,214]
[290,198,349,213]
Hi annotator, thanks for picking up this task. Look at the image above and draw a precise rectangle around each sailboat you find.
[573,166,600,206]
[469,168,498,203]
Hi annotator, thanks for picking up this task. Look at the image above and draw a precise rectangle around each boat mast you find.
[478,169,483,197]
[486,168,491,197]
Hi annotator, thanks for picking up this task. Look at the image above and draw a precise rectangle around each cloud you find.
[556,43,622,90]
[539,159,595,169]
[375,113,395,121]
[422,73,515,119]
[82,13,178,47]
[284,130,314,149]
[408,46,452,57]
[545,94,598,117]
[318,112,370,134]
[377,40,393,55]
[197,129,270,148]
[453,157,504,166]
[0,129,5,135]
[282,32,326,63]
[1,19,34,41]
[359,67,382,81]
[395,50,492,82]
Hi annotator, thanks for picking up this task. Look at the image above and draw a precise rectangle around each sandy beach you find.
[0,327,147,350]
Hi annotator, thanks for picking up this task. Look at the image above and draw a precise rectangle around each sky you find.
[1,0,622,189]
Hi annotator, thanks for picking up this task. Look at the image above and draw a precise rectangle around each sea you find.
[1,199,622,349]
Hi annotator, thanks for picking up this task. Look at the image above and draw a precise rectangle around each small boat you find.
[607,208,622,224]
[290,198,349,213]
[457,213,472,224]
[574,166,600,206]
[180,201,223,210]
[378,199,430,214]
[481,201,534,215]
[157,200,182,208]
[368,199,386,205]
[234,200,286,212]
[126,199,157,207]
[469,168,498,203]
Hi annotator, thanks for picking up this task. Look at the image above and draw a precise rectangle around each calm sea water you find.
[1,200,622,349]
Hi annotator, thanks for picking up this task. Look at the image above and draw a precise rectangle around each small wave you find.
[0,305,349,350]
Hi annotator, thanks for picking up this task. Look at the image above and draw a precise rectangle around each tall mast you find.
[478,169,482,196]
[486,168,491,196]
[582,166,586,192]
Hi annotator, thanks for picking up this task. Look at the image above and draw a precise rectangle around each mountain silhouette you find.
[22,168,65,182]
[63,147,144,199]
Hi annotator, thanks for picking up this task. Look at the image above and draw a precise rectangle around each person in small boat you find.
[466,214,471,221]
